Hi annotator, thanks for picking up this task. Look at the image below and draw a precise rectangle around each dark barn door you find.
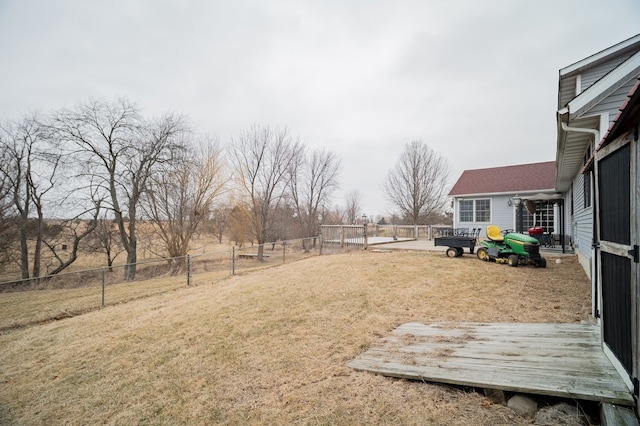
[597,142,634,379]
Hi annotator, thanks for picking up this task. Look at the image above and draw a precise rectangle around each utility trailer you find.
[434,236,477,257]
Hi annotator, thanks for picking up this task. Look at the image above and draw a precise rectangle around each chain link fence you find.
[0,236,348,331]
[0,225,455,331]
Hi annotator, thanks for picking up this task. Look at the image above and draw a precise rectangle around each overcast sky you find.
[1,1,639,217]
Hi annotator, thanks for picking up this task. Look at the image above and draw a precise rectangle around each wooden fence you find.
[320,224,452,249]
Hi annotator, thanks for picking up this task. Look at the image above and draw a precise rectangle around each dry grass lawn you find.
[0,250,592,425]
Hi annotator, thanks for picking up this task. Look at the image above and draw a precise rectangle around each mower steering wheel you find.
[501,229,514,235]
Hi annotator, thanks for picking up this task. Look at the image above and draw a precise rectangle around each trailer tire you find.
[508,254,519,267]
[477,247,490,261]
[456,248,464,257]
[446,247,457,258]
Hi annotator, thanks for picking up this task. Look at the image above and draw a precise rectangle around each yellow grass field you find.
[0,250,592,425]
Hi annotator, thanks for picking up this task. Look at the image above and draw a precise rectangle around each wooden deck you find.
[347,322,634,405]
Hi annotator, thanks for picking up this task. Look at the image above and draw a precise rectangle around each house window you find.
[570,183,574,216]
[475,199,491,222]
[583,146,592,208]
[538,202,555,232]
[584,173,592,208]
[521,209,535,230]
[459,200,473,222]
[459,199,491,223]
[518,201,555,232]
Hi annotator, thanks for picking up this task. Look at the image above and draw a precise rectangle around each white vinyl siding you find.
[580,55,630,90]
[588,79,639,122]
[559,75,578,107]
[491,196,516,232]
[572,171,593,261]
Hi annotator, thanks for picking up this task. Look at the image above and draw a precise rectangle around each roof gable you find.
[558,50,640,121]
[600,77,640,144]
[556,34,640,192]
[449,161,556,196]
[560,34,640,77]
[582,77,640,172]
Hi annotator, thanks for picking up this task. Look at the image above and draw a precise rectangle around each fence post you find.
[363,222,368,250]
[101,268,106,307]
[282,241,286,263]
[319,232,323,256]
[186,255,191,286]
[232,246,236,275]
[340,225,345,247]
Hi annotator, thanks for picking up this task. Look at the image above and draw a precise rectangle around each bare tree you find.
[43,201,101,276]
[0,157,16,273]
[83,216,124,271]
[325,204,346,225]
[205,206,229,244]
[52,98,188,280]
[0,118,35,279]
[0,115,101,279]
[230,125,303,260]
[142,137,228,271]
[344,189,363,224]
[0,116,61,279]
[290,148,341,250]
[28,146,61,279]
[383,140,450,225]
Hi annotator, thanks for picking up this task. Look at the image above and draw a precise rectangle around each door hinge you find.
[629,245,639,263]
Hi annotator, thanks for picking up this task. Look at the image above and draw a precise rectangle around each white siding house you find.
[555,33,640,414]
[556,34,640,279]
[449,162,561,242]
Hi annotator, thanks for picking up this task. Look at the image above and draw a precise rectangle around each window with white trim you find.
[520,202,555,232]
[458,199,491,223]
[459,200,473,222]
[475,199,491,222]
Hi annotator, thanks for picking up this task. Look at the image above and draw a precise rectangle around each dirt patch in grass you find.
[0,250,591,425]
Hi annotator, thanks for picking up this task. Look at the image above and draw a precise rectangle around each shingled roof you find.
[449,161,556,196]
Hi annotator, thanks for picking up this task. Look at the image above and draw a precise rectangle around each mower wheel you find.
[507,254,519,267]
[538,258,547,268]
[476,247,490,262]
[446,247,457,258]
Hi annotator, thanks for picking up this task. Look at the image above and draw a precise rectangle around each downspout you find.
[560,121,600,318]
[560,122,599,143]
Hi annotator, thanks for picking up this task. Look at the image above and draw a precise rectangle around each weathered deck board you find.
[347,322,634,405]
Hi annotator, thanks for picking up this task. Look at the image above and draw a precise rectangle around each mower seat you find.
[486,225,504,242]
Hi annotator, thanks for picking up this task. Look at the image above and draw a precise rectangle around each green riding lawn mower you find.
[476,225,547,268]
